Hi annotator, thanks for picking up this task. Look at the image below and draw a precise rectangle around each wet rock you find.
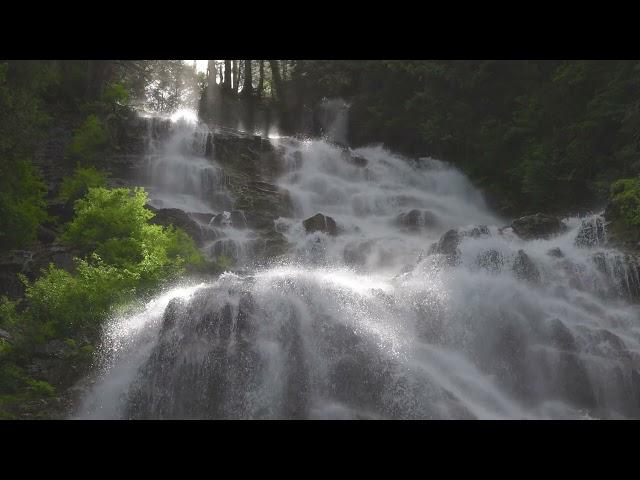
[344,240,375,266]
[575,216,606,248]
[477,249,503,274]
[395,209,439,232]
[147,206,209,246]
[34,339,74,360]
[462,225,490,238]
[0,246,77,299]
[243,211,276,231]
[36,225,57,244]
[46,200,75,224]
[161,298,186,333]
[211,238,240,262]
[591,252,640,301]
[303,213,338,236]
[189,212,215,224]
[0,329,11,342]
[428,229,460,265]
[511,213,566,240]
[547,247,564,258]
[547,318,576,352]
[256,230,289,259]
[556,352,597,409]
[213,210,249,229]
[512,250,541,284]
[341,150,368,168]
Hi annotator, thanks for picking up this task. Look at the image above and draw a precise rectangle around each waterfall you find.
[75,118,640,420]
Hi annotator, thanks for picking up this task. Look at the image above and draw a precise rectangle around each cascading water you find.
[76,116,640,419]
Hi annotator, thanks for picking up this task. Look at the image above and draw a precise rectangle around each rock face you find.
[211,210,248,229]
[0,246,77,299]
[396,209,439,232]
[344,240,375,266]
[147,206,216,246]
[511,213,566,240]
[303,213,338,236]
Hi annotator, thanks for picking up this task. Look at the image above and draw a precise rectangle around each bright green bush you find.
[23,258,138,338]
[58,165,108,204]
[68,114,109,164]
[60,186,204,276]
[61,187,152,255]
[610,178,640,228]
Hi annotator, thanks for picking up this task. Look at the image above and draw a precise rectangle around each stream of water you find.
[75,112,640,419]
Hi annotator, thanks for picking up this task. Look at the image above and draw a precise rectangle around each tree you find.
[242,60,253,96]
[223,60,232,91]
[257,60,265,99]
[269,60,283,101]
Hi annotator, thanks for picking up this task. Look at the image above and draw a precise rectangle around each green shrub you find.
[23,258,138,338]
[60,186,204,276]
[101,83,129,108]
[609,178,640,228]
[58,166,108,204]
[68,114,109,164]
[0,63,49,250]
[61,187,152,255]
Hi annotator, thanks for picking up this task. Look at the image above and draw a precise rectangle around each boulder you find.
[547,247,564,258]
[341,150,368,168]
[0,329,11,342]
[477,249,503,274]
[575,216,606,248]
[512,250,541,284]
[462,225,490,238]
[511,213,566,240]
[428,229,461,265]
[395,209,439,232]
[147,206,208,245]
[303,213,338,236]
[344,240,375,266]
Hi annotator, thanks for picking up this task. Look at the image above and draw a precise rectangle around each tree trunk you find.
[223,60,232,91]
[242,60,253,96]
[269,60,283,101]
[257,60,265,99]
[232,60,239,94]
[85,60,113,101]
[207,60,217,90]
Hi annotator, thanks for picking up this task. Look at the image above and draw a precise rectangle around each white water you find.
[76,115,640,420]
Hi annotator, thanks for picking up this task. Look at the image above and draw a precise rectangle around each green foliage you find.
[101,82,129,108]
[58,165,108,204]
[609,178,640,228]
[68,114,109,164]
[0,160,48,250]
[214,254,234,271]
[60,186,204,283]
[0,62,50,251]
[61,187,152,254]
[23,258,138,338]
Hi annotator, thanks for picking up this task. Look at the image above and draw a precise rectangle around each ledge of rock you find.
[511,213,566,240]
[303,213,338,236]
